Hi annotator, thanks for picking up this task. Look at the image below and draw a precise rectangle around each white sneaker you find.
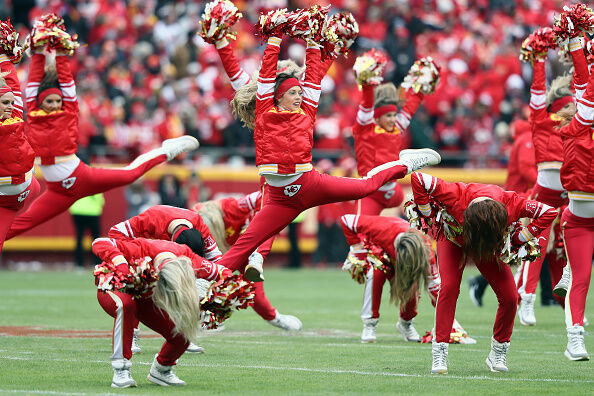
[565,325,590,361]
[131,329,142,354]
[186,342,205,353]
[147,354,186,386]
[452,319,477,344]
[584,316,590,327]
[202,323,226,333]
[518,293,536,326]
[553,265,570,298]
[111,359,137,388]
[245,251,265,282]
[397,318,421,342]
[361,318,378,343]
[397,148,442,174]
[431,342,448,374]
[486,337,509,372]
[161,136,199,161]
[267,311,303,331]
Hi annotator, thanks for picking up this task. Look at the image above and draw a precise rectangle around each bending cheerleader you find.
[193,191,302,330]
[516,33,588,326]
[410,172,557,373]
[340,214,475,345]
[0,23,38,252]
[93,237,231,388]
[6,20,198,240]
[217,27,440,281]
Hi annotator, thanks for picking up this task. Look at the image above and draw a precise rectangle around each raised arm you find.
[25,52,46,112]
[562,62,594,138]
[301,45,333,119]
[529,59,547,123]
[353,83,375,131]
[55,53,78,112]
[256,36,282,113]
[395,90,424,133]
[215,38,252,91]
[569,36,589,101]
[0,53,23,118]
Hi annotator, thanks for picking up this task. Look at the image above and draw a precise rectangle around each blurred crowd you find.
[4,0,574,168]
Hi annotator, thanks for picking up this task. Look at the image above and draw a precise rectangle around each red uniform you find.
[341,214,440,321]
[215,38,252,91]
[559,41,594,327]
[411,172,556,343]
[0,54,39,251]
[504,119,536,194]
[93,237,227,364]
[7,52,171,239]
[216,37,409,273]
[108,205,223,262]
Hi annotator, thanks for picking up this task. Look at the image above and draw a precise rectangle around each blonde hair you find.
[556,105,575,127]
[231,59,305,131]
[390,229,430,307]
[152,256,201,344]
[546,74,572,108]
[197,201,230,253]
[374,83,399,109]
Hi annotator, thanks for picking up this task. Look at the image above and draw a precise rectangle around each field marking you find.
[1,355,592,384]
[0,390,129,396]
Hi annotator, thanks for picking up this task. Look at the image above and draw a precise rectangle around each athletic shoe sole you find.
[111,381,137,388]
[431,368,447,374]
[244,266,264,282]
[553,286,567,298]
[397,323,421,342]
[564,350,590,361]
[147,374,186,387]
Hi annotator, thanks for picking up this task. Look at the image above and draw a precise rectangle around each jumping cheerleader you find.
[340,214,475,345]
[516,34,588,326]
[193,191,303,330]
[0,43,38,251]
[410,172,557,373]
[557,35,594,361]
[216,30,440,281]
[92,237,231,388]
[6,37,198,239]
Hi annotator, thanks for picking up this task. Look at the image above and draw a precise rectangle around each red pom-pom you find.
[404,197,462,243]
[30,13,80,55]
[553,4,594,41]
[199,0,243,44]
[353,48,389,86]
[256,5,329,44]
[0,18,28,63]
[586,38,594,64]
[200,275,255,329]
[519,27,557,63]
[319,12,359,60]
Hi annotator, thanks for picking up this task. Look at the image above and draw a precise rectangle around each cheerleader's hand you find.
[217,266,233,280]
[510,225,525,247]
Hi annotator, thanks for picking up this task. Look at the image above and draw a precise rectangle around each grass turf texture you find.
[0,268,592,395]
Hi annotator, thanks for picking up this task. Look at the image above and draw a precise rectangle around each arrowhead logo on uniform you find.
[17,190,30,202]
[62,177,77,189]
[283,184,301,197]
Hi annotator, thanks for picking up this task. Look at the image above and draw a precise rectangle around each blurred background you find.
[0,0,568,268]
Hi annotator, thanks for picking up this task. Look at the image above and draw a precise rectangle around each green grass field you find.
[0,267,592,395]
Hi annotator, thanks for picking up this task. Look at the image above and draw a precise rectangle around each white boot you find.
[147,354,186,386]
[186,342,205,353]
[267,310,303,331]
[361,318,378,343]
[161,136,200,161]
[518,293,536,326]
[111,359,137,388]
[131,328,142,354]
[486,337,510,372]
[397,148,442,174]
[565,325,590,361]
[553,265,570,298]
[431,342,448,374]
[245,251,265,282]
[396,318,421,342]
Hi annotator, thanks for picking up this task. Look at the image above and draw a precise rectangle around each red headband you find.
[0,85,12,96]
[275,77,301,100]
[37,88,62,104]
[374,104,398,119]
[549,96,573,113]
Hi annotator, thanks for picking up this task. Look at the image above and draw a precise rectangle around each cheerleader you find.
[6,42,199,239]
[0,49,39,252]
[340,214,474,344]
[410,172,557,373]
[193,191,302,331]
[556,38,594,361]
[92,237,231,388]
[108,204,225,353]
[515,36,588,326]
[216,32,441,281]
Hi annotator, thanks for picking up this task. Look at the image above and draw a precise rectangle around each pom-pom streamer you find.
[553,4,594,41]
[0,18,28,63]
[200,275,255,329]
[519,27,557,63]
[30,13,80,55]
[198,0,243,44]
[353,48,388,86]
[401,57,441,94]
